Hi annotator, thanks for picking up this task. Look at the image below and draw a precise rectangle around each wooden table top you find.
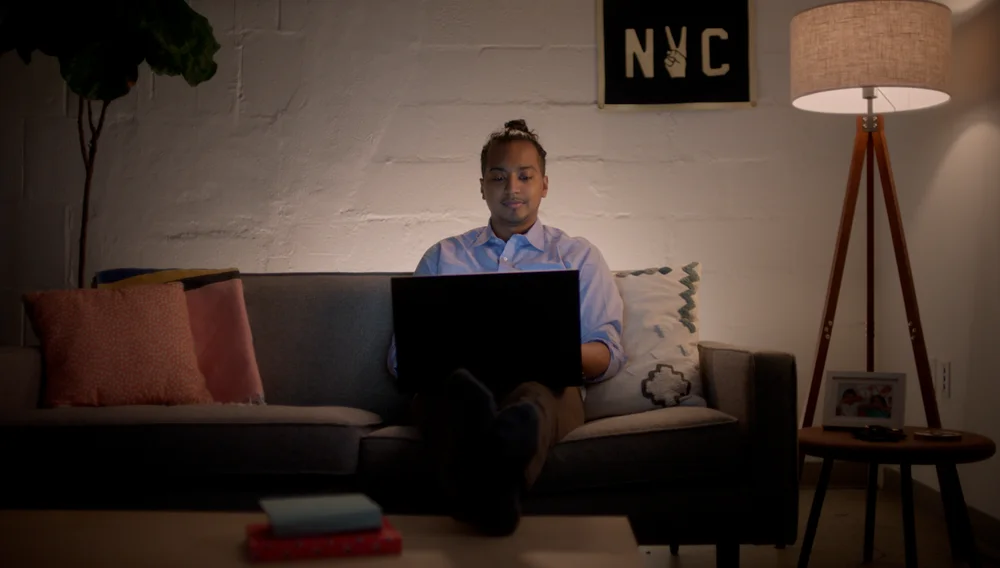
[799,426,997,465]
[0,510,642,568]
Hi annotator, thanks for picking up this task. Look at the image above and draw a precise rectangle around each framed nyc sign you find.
[597,0,756,109]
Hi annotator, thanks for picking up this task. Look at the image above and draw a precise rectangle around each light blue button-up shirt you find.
[387,220,626,387]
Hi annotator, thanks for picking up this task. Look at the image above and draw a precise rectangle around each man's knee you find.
[500,381,556,407]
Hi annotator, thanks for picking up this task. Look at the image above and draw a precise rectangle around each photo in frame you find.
[597,0,756,109]
[822,371,907,430]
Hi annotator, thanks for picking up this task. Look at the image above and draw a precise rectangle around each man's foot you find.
[438,369,501,526]
[454,402,540,537]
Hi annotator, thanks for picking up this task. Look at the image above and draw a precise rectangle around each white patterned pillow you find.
[584,262,706,421]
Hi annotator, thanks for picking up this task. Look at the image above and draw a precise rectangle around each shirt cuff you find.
[583,337,625,383]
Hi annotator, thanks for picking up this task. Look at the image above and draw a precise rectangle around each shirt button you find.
[501,256,509,262]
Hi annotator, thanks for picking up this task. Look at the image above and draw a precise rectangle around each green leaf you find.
[58,40,139,101]
[140,0,220,86]
[0,0,219,101]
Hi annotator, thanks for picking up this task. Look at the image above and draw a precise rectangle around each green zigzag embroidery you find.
[615,266,672,278]
[678,262,699,333]
[613,264,698,332]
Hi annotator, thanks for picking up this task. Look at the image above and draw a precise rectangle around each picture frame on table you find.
[822,371,906,430]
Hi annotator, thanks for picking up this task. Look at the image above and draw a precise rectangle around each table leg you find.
[901,464,917,568]
[863,462,879,563]
[797,458,833,568]
[936,463,963,561]
[937,463,981,568]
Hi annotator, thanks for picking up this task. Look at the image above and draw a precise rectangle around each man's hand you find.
[581,341,611,380]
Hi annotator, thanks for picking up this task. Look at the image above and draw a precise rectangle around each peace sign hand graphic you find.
[664,26,687,79]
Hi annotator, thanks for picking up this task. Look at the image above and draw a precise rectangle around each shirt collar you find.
[473,219,546,251]
[472,223,494,247]
[523,219,546,250]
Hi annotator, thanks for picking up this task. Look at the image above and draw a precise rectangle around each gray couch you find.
[0,272,798,557]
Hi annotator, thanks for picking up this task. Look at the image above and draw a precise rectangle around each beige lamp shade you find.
[790,0,952,114]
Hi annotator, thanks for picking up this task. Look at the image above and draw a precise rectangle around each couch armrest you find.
[697,340,799,545]
[0,346,42,414]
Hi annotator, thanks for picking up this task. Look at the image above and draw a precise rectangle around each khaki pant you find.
[413,381,585,488]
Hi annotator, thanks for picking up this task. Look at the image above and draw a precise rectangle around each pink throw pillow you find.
[23,283,214,407]
[184,278,265,404]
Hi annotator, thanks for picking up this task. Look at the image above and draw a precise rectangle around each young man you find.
[386,119,625,536]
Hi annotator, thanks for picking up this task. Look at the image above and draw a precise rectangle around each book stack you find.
[245,493,402,563]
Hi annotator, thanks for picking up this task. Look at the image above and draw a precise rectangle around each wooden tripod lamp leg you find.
[871,118,941,429]
[801,117,869,429]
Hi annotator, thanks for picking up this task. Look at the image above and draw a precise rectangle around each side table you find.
[797,426,996,568]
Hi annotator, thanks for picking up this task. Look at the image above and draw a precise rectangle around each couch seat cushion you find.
[533,406,741,492]
[357,406,743,497]
[0,405,381,477]
[0,404,379,426]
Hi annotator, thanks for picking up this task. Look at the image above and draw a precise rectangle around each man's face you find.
[480,140,548,237]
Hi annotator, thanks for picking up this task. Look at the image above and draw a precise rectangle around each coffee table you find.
[0,510,642,567]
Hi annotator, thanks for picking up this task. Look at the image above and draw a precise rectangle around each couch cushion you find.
[0,404,380,425]
[357,406,744,496]
[239,273,413,423]
[535,406,741,492]
[0,405,381,477]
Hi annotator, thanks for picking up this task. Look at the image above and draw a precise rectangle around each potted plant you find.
[0,0,221,287]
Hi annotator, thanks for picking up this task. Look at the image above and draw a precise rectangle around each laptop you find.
[390,270,583,396]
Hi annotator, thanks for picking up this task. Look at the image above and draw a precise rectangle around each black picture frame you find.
[597,0,757,109]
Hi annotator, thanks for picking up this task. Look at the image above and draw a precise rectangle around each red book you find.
[246,517,402,563]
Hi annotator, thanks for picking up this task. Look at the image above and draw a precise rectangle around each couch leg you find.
[670,543,679,556]
[716,543,739,568]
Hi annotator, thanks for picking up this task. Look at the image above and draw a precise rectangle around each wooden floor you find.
[639,488,1000,568]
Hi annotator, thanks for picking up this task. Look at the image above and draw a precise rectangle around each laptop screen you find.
[390,270,583,396]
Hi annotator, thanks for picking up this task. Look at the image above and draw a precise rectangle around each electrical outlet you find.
[940,360,952,399]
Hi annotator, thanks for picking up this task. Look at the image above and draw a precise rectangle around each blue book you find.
[259,493,383,537]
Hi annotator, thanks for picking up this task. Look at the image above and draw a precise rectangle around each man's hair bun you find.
[504,119,530,133]
[481,118,548,175]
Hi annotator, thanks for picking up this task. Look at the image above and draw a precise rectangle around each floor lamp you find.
[790,0,952,434]
[789,7,996,567]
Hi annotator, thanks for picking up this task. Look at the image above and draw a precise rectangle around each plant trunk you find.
[76,97,110,289]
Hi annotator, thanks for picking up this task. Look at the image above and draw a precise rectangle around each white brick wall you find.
[0,0,884,384]
[1,0,994,505]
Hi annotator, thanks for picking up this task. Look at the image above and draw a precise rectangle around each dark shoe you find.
[453,402,540,536]
[438,369,500,525]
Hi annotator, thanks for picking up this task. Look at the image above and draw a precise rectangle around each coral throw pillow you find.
[95,268,266,404]
[185,277,264,404]
[23,283,214,407]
